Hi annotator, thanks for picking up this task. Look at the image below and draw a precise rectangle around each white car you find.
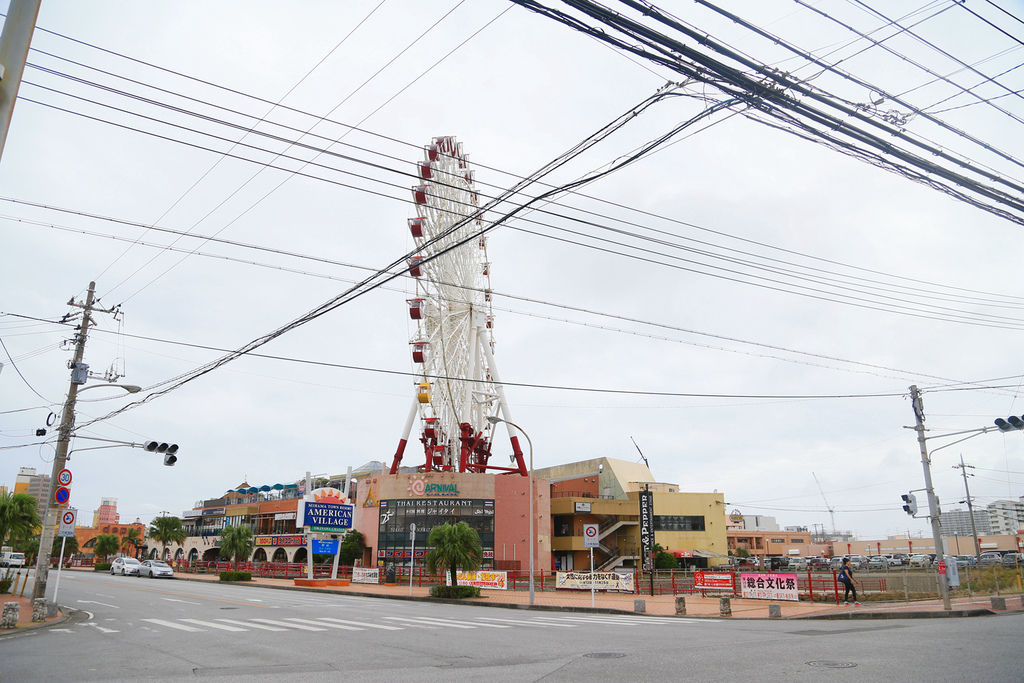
[110,557,142,576]
[139,560,174,578]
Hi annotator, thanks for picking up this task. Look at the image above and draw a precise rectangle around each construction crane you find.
[812,472,837,537]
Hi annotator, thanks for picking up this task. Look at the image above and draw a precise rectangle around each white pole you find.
[409,523,417,596]
[52,537,67,605]
[590,546,595,608]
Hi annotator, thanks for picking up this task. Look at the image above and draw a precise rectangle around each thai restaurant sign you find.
[739,572,799,601]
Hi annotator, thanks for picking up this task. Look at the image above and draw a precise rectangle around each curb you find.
[0,607,70,638]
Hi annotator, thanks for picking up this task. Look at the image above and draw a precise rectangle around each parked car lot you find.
[111,557,142,576]
[979,551,1004,566]
[909,554,932,568]
[139,559,174,578]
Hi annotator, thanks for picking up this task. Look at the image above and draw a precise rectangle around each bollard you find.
[1,602,18,629]
[719,596,732,617]
[990,596,1006,610]
[31,598,46,623]
[674,596,686,615]
[768,604,782,619]
[633,599,646,614]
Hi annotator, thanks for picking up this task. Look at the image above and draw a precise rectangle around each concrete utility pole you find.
[954,455,982,565]
[33,282,103,605]
[908,385,951,611]
[0,0,41,161]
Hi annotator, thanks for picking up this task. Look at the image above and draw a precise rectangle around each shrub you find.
[94,563,111,572]
[218,570,252,582]
[429,584,481,599]
[0,577,13,593]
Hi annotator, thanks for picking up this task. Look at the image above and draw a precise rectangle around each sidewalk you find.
[171,571,1024,620]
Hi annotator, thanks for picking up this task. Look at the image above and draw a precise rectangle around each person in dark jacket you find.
[838,558,860,605]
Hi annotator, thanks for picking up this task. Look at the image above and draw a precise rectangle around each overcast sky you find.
[1,0,1021,542]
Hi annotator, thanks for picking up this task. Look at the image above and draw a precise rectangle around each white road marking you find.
[141,618,204,632]
[161,598,201,605]
[83,623,119,634]
[77,600,117,608]
[216,619,286,632]
[478,617,576,627]
[284,618,362,631]
[179,618,248,632]
[48,629,73,633]
[383,616,474,629]
[249,618,326,631]
[316,617,403,631]
[413,616,510,629]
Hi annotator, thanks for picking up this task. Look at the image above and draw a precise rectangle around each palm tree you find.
[93,534,121,563]
[425,522,482,589]
[147,516,186,561]
[218,525,254,570]
[122,528,142,558]
[0,492,41,546]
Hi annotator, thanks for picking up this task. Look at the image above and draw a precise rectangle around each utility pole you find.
[908,385,951,611]
[0,0,41,160]
[33,282,112,605]
[953,454,982,565]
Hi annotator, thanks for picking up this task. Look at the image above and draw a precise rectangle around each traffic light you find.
[901,492,918,516]
[145,441,179,466]
[994,415,1024,431]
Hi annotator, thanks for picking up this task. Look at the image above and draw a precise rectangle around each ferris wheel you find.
[388,136,527,477]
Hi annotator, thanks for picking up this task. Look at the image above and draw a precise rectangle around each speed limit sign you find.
[57,468,72,486]
[583,523,599,548]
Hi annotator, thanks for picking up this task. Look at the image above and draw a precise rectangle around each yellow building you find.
[535,457,728,571]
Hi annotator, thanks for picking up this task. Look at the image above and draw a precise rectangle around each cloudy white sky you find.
[1,0,1021,541]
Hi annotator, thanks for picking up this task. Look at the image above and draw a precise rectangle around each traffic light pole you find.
[909,385,951,611]
[32,282,100,605]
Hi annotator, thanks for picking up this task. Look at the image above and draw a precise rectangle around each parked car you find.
[111,557,142,576]
[809,556,830,570]
[868,556,889,570]
[955,555,978,568]
[789,557,809,570]
[979,551,1003,566]
[0,551,25,568]
[139,559,175,578]
[846,555,869,570]
[886,554,907,566]
[1000,553,1022,568]
[909,554,932,568]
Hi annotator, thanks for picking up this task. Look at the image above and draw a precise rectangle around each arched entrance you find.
[175,548,184,561]
[293,547,307,564]
[202,548,219,562]
[253,548,268,562]
[272,548,288,563]
[188,548,198,562]
[149,548,158,559]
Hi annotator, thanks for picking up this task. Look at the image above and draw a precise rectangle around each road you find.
[1,571,1020,681]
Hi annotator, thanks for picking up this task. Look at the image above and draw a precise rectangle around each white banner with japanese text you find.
[352,567,380,584]
[556,571,635,592]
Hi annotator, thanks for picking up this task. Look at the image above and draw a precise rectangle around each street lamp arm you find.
[929,430,993,456]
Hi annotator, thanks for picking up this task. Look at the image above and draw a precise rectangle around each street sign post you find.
[54,486,70,506]
[409,523,417,596]
[53,507,76,607]
[584,523,599,607]
[57,469,72,486]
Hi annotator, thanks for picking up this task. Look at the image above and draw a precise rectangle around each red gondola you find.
[408,217,425,238]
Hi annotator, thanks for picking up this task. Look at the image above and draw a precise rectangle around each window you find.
[554,515,573,537]
[770,538,785,543]
[653,515,705,531]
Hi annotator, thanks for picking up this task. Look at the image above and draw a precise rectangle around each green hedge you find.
[94,563,111,571]
[429,585,481,599]
[0,577,13,593]
[218,570,252,582]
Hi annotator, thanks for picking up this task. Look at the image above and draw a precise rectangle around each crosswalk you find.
[73,613,700,636]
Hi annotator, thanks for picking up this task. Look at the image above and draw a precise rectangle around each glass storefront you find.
[377,498,495,568]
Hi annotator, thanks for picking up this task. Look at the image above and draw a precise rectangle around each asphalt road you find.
[1,571,1020,682]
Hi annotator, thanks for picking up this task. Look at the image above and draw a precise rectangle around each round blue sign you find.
[55,486,71,505]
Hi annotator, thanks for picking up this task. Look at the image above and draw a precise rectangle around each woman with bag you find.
[838,557,860,605]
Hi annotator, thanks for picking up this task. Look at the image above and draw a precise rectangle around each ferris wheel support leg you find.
[478,328,528,477]
[389,398,420,475]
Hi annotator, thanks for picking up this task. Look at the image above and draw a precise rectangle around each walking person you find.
[838,557,860,605]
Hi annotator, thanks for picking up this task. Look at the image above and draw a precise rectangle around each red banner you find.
[694,571,734,591]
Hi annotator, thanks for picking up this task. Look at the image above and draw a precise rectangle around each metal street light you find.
[487,415,534,606]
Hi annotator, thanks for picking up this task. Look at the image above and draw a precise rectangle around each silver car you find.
[139,560,174,578]
[110,557,141,576]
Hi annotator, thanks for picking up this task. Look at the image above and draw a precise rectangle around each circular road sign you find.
[57,469,73,486]
[54,486,71,505]
[62,510,76,526]
[584,524,598,538]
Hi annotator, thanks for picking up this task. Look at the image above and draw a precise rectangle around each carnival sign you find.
[739,572,799,601]
[556,571,635,592]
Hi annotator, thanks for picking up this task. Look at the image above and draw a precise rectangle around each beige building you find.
[535,457,728,571]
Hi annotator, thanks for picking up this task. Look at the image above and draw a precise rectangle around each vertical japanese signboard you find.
[638,488,654,571]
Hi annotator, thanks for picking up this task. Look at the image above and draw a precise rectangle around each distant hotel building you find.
[939,508,991,537]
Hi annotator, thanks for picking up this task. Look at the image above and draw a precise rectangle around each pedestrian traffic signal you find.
[145,441,178,466]
[901,492,918,516]
[994,415,1024,431]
